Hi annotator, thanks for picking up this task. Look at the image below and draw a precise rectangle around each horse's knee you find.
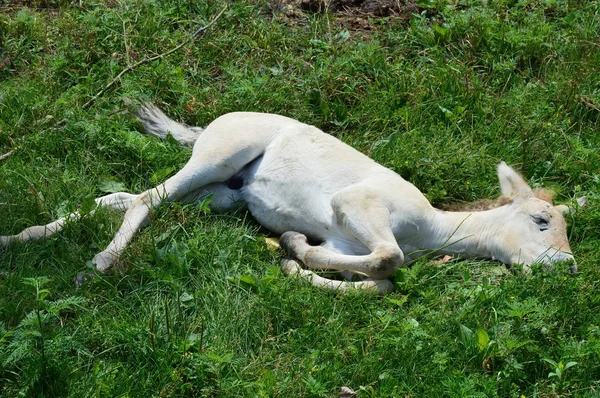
[368,245,404,279]
[279,231,308,258]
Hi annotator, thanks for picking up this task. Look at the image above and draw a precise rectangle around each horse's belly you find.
[236,130,381,239]
[242,179,334,239]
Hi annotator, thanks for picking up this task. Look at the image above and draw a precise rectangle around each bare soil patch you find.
[267,0,437,30]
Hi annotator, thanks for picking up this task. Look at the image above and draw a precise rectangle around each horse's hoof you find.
[92,251,118,272]
[73,270,96,286]
[0,236,14,247]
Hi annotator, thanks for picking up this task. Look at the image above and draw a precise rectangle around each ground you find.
[269,0,435,29]
[272,0,429,17]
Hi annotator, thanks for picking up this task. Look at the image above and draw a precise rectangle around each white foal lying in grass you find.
[1,104,580,294]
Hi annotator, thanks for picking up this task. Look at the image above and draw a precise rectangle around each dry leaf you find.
[264,237,281,251]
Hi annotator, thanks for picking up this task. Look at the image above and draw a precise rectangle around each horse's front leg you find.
[279,186,404,294]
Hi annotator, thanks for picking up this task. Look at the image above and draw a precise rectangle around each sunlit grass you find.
[1,0,599,396]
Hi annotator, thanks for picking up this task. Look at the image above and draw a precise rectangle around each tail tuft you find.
[134,102,202,146]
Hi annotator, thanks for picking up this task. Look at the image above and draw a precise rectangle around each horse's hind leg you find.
[181,182,245,211]
[0,192,138,246]
[91,121,274,272]
[0,181,242,248]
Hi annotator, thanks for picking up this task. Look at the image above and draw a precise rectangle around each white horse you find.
[1,104,580,294]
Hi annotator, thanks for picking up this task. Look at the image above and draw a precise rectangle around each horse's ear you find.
[555,196,587,215]
[497,162,533,200]
[555,204,570,214]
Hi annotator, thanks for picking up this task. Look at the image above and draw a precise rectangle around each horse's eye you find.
[531,215,550,231]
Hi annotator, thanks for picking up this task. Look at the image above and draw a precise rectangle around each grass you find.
[1,0,600,396]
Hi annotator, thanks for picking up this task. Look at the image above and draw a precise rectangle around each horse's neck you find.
[421,206,510,262]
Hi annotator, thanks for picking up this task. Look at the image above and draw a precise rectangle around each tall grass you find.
[1,0,599,396]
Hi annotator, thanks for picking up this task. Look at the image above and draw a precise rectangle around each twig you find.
[579,95,600,113]
[81,6,227,110]
[0,150,13,161]
[54,118,68,128]
[115,8,133,67]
